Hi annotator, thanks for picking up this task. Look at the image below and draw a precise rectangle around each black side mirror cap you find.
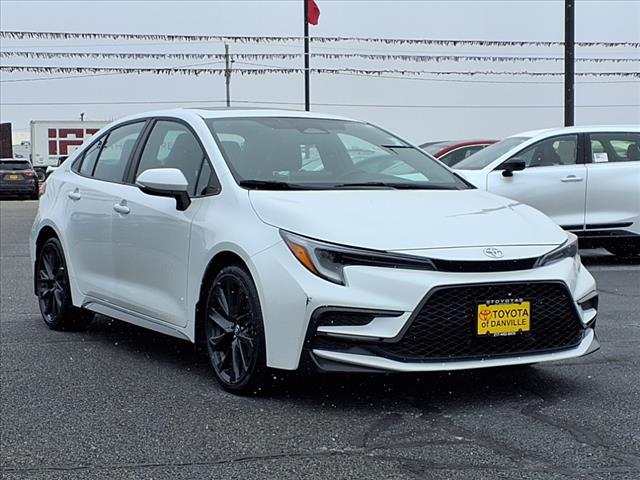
[501,157,526,177]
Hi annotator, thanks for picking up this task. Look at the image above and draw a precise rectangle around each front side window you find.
[136,121,207,196]
[455,137,529,170]
[92,122,145,182]
[78,138,104,177]
[206,117,469,190]
[509,135,578,168]
[589,132,640,163]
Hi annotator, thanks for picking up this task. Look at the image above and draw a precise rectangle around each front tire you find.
[204,264,270,395]
[36,238,93,330]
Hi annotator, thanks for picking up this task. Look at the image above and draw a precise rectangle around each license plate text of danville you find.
[477,299,531,336]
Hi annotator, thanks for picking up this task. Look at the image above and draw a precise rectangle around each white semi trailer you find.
[30,120,108,179]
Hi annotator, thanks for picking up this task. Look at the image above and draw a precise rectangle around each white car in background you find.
[31,109,599,395]
[455,126,640,257]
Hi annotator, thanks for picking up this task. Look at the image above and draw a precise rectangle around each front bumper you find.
[251,241,598,371]
[312,329,598,372]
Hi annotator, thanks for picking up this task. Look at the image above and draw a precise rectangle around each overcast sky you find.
[1,0,638,143]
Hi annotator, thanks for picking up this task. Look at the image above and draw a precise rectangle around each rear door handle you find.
[113,203,130,215]
[560,175,583,183]
[67,189,81,200]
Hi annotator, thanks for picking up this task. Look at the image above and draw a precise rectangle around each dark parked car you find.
[420,140,497,167]
[0,158,39,199]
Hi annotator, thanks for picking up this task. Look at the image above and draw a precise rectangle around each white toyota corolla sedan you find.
[454,126,640,257]
[31,109,599,394]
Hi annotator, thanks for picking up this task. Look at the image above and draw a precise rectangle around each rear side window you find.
[589,132,640,163]
[91,122,145,183]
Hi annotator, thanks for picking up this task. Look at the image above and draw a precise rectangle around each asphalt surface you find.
[1,200,639,480]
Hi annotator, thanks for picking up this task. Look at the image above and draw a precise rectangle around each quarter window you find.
[589,133,640,163]
[510,135,578,168]
[136,121,207,196]
[91,122,145,182]
[78,139,104,176]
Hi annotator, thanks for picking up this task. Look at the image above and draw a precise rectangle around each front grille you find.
[311,282,584,362]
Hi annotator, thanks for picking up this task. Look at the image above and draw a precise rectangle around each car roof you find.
[508,125,640,139]
[116,108,357,123]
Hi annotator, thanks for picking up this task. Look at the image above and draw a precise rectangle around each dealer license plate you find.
[477,300,531,337]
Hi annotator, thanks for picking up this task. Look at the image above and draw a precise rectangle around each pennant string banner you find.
[1,51,638,63]
[1,30,639,48]
[2,65,638,78]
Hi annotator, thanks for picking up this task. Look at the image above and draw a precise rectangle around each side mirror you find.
[136,168,191,211]
[500,157,526,177]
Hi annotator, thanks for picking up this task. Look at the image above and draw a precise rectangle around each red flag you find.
[307,0,320,25]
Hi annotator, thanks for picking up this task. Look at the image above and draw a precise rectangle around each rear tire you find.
[204,264,271,395]
[36,238,93,330]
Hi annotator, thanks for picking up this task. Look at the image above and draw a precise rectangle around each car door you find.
[486,134,587,229]
[109,119,214,327]
[584,131,640,230]
[64,121,147,302]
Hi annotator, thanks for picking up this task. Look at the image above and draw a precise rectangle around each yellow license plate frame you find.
[477,300,531,337]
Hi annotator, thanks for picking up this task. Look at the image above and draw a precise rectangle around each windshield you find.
[454,136,530,170]
[205,117,470,190]
[0,161,31,170]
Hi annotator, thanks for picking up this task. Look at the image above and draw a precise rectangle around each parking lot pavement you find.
[1,199,639,480]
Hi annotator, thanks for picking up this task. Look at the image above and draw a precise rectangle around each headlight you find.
[280,230,436,285]
[534,233,579,268]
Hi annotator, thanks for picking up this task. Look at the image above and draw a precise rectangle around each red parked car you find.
[420,140,497,167]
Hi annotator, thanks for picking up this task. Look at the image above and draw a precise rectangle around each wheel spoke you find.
[208,306,234,332]
[235,336,250,372]
[208,330,233,351]
[39,269,52,281]
[222,278,238,318]
[48,291,58,316]
[236,330,254,347]
[212,286,230,318]
[231,339,242,381]
[42,252,55,279]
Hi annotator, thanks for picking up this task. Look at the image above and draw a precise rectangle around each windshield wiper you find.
[238,180,309,190]
[333,182,456,190]
[379,144,415,149]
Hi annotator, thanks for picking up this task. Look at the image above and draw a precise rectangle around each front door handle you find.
[113,202,130,215]
[67,189,81,201]
[560,175,583,183]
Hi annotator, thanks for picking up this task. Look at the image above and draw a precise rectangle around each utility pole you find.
[303,0,310,111]
[224,44,231,107]
[564,0,575,126]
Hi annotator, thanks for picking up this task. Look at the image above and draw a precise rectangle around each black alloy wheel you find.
[204,265,268,394]
[36,238,92,330]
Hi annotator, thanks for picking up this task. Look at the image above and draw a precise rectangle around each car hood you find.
[248,189,567,251]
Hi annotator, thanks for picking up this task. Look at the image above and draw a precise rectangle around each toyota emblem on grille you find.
[483,247,504,259]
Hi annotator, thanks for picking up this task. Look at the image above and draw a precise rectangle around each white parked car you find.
[31,109,599,394]
[455,126,640,257]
